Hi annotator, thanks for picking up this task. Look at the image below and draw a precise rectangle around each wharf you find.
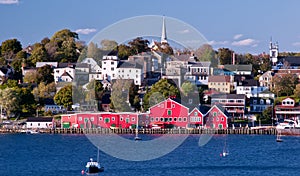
[1,127,277,135]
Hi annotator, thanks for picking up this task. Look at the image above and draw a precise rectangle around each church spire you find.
[161,16,168,44]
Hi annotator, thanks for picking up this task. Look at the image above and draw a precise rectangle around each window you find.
[126,118,129,123]
[38,123,40,126]
[99,117,102,121]
[91,117,94,121]
[194,112,198,116]
[172,104,175,108]
[178,117,182,122]
[132,117,135,122]
[216,117,219,121]
[160,118,164,121]
[120,117,123,121]
[155,117,159,121]
[213,112,217,116]
[103,62,106,65]
[111,68,114,71]
[112,117,115,121]
[221,117,224,121]
[174,118,177,121]
[79,117,82,121]
[168,110,172,115]
[104,118,110,123]
[183,118,187,122]
[111,62,114,65]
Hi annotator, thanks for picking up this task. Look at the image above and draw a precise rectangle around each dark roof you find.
[27,117,53,122]
[235,78,258,86]
[278,56,300,66]
[118,61,143,69]
[61,72,73,79]
[223,64,252,72]
[211,94,245,99]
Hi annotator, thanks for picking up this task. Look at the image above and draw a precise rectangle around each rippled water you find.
[0,133,299,176]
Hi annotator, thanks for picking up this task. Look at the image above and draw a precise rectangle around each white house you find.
[26,117,54,129]
[54,66,75,83]
[117,61,143,86]
[185,61,210,86]
[101,55,119,81]
[236,78,268,98]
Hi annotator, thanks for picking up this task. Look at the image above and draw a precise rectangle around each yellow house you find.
[208,75,233,93]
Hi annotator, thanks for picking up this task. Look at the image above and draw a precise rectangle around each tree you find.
[117,44,132,59]
[143,79,180,110]
[47,29,80,63]
[128,37,150,54]
[194,44,216,62]
[87,42,103,63]
[37,65,54,84]
[100,40,118,51]
[32,82,56,103]
[272,73,298,96]
[1,39,22,60]
[17,87,36,116]
[54,84,73,110]
[181,81,196,96]
[28,44,48,66]
[23,71,38,83]
[0,87,21,117]
[217,48,233,65]
[294,84,300,98]
[110,79,132,112]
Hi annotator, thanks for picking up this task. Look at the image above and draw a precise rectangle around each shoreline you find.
[0,127,279,135]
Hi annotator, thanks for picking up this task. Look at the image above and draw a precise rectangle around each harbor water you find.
[0,133,299,176]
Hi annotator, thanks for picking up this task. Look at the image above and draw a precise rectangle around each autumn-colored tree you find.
[272,73,298,96]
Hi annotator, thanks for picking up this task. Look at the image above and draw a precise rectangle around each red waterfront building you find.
[204,104,228,129]
[61,98,229,129]
[148,98,190,128]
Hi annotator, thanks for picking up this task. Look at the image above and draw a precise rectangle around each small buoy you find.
[81,170,85,175]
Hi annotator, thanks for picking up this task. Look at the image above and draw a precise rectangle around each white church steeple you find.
[269,37,278,65]
[161,16,168,44]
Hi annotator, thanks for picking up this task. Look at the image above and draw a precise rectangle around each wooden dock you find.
[0,127,277,135]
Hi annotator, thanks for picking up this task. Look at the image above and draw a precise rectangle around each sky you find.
[1,0,300,54]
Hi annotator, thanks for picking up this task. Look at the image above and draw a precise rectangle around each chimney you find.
[232,52,235,65]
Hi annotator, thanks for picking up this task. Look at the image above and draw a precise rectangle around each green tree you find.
[272,73,298,96]
[195,44,216,62]
[54,84,73,110]
[48,29,80,63]
[18,87,36,116]
[0,87,21,117]
[181,81,196,96]
[128,37,150,54]
[110,79,132,112]
[117,44,132,59]
[1,39,22,60]
[87,42,103,63]
[28,44,48,66]
[23,71,38,83]
[217,48,233,65]
[100,40,118,51]
[143,79,180,110]
[32,82,56,103]
[37,65,54,84]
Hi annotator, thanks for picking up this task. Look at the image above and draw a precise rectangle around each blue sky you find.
[1,0,300,54]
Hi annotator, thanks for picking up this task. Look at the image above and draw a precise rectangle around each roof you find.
[190,61,211,68]
[36,62,58,68]
[27,117,53,122]
[171,54,196,62]
[118,61,143,69]
[236,79,258,86]
[277,56,300,66]
[211,94,245,99]
[208,75,231,82]
[61,71,73,79]
[223,64,252,72]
